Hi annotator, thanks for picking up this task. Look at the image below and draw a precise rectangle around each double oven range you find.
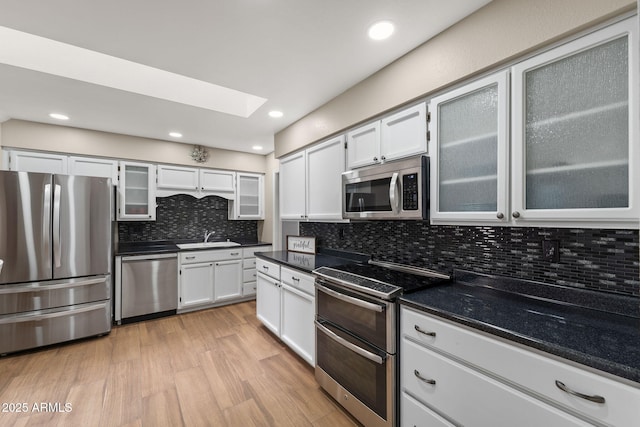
[314,260,450,427]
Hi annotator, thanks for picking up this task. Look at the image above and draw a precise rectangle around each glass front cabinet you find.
[511,17,637,226]
[230,172,264,220]
[430,70,510,224]
[117,161,157,221]
[430,17,638,228]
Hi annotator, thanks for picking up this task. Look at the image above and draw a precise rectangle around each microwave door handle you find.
[389,172,399,213]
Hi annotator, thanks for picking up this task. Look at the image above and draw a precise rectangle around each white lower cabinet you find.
[180,262,215,308]
[280,267,315,365]
[241,246,271,297]
[178,248,249,312]
[400,306,640,427]
[401,390,455,427]
[213,259,242,302]
[256,259,315,366]
[256,262,281,336]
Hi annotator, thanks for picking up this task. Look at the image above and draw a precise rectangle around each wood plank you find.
[142,387,184,427]
[174,366,225,426]
[0,301,357,426]
[99,359,142,427]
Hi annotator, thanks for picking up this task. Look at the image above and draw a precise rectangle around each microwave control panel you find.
[402,173,419,210]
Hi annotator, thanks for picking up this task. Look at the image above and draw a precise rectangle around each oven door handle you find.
[316,283,385,313]
[315,320,385,365]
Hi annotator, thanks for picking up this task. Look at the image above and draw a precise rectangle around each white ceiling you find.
[0,0,491,154]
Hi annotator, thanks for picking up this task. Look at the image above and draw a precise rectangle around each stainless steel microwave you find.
[342,155,429,220]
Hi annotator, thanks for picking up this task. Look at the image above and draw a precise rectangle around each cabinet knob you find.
[512,211,521,218]
[373,157,378,162]
[496,212,504,219]
[381,156,386,161]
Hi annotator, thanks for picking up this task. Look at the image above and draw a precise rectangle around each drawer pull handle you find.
[185,256,196,260]
[292,277,300,282]
[414,370,436,385]
[555,380,605,404]
[262,266,269,270]
[415,325,436,337]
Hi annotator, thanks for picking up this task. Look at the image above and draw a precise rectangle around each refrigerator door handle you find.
[53,184,62,268]
[43,184,52,259]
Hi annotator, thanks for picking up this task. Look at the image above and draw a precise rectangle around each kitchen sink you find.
[177,241,241,249]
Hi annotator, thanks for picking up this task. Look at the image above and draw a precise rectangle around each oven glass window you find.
[345,178,392,212]
[316,285,388,351]
[316,323,389,420]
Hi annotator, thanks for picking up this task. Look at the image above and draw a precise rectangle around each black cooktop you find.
[314,262,450,300]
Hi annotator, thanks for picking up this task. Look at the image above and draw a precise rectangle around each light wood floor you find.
[0,301,360,427]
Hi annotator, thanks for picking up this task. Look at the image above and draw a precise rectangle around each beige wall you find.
[1,119,267,173]
[275,0,636,158]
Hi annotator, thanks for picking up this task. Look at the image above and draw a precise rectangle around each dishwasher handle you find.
[122,253,178,261]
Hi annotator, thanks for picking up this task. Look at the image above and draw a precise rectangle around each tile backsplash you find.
[300,222,639,297]
[118,195,257,242]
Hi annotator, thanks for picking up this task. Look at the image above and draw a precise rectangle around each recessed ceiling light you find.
[252,145,263,151]
[268,110,283,118]
[169,132,182,138]
[368,21,395,40]
[49,113,69,120]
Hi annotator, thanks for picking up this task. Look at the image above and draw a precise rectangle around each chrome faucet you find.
[204,230,216,242]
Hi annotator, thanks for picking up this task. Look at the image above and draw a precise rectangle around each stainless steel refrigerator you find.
[0,171,112,354]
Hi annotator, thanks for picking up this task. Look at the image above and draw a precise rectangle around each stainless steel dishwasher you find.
[119,253,178,323]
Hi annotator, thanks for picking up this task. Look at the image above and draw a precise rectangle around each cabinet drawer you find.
[401,307,640,426]
[256,258,280,280]
[243,257,256,269]
[180,249,242,264]
[280,267,314,295]
[401,338,590,427]
[401,391,455,427]
[243,268,257,283]
[243,281,256,296]
[243,246,272,258]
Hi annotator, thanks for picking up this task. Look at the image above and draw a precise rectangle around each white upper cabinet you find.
[346,103,427,169]
[430,70,510,224]
[346,121,380,169]
[5,150,117,181]
[230,172,265,220]
[156,164,199,194]
[279,150,307,220]
[6,150,68,174]
[430,17,637,228]
[156,165,237,199]
[68,156,119,182]
[280,135,346,221]
[380,103,428,161]
[306,135,346,220]
[117,161,156,221]
[199,169,235,198]
[511,17,638,227]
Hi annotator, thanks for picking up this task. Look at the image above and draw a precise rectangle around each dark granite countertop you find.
[116,239,272,256]
[401,270,640,385]
[255,248,369,273]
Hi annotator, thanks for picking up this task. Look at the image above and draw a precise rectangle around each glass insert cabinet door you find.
[429,70,510,223]
[236,173,263,219]
[117,161,156,221]
[511,17,638,223]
